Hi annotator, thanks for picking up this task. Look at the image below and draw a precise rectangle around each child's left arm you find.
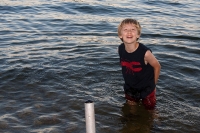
[144,50,161,84]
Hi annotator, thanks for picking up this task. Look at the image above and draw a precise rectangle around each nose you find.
[127,29,132,33]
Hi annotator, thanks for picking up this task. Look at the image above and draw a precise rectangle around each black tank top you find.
[118,43,155,98]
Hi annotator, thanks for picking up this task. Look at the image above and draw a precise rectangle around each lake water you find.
[0,0,200,133]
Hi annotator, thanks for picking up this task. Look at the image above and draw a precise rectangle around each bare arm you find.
[144,50,161,84]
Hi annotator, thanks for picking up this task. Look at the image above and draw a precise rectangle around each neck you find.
[125,42,139,53]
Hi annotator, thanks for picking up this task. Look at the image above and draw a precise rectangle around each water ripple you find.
[0,0,200,132]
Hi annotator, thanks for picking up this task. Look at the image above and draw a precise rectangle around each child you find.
[118,18,161,110]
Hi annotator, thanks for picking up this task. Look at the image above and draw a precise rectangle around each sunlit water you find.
[0,0,200,133]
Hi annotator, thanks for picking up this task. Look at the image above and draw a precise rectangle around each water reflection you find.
[119,103,159,133]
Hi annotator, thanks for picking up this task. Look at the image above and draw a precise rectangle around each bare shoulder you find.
[144,50,160,67]
[145,50,154,58]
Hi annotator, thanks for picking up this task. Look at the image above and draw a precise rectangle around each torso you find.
[118,43,155,98]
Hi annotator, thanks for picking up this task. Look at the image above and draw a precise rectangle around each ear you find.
[137,34,140,39]
[119,35,122,39]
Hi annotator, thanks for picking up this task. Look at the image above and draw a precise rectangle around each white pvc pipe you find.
[85,100,96,133]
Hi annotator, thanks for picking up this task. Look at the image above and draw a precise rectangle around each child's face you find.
[119,23,140,44]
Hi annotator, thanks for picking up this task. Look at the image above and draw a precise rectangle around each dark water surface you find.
[0,0,200,133]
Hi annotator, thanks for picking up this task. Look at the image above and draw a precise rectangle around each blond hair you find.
[118,18,141,41]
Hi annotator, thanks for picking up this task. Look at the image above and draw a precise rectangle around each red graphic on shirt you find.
[121,60,142,74]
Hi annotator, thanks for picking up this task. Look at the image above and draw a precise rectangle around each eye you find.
[123,29,128,32]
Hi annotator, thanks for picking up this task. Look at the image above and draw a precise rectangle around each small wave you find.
[143,33,200,41]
